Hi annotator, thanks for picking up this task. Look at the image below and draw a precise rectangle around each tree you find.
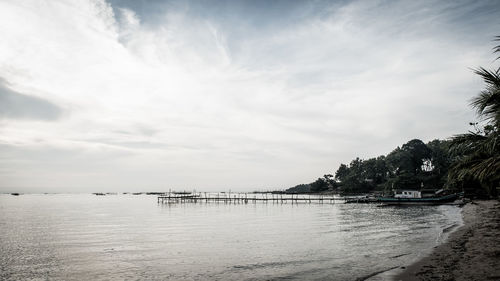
[425,139,452,188]
[449,37,500,197]
[285,183,311,193]
[401,139,432,175]
[385,139,432,190]
[310,178,329,193]
[334,164,349,182]
[323,174,337,190]
[386,146,413,175]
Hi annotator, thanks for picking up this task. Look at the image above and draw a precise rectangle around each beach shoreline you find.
[394,200,500,281]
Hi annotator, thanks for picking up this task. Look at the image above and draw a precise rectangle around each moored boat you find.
[345,196,379,203]
[378,191,462,205]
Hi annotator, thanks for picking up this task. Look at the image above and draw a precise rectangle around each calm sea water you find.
[0,194,462,281]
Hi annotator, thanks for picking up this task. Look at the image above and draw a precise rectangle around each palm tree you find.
[470,67,500,127]
[448,37,500,197]
[472,36,500,126]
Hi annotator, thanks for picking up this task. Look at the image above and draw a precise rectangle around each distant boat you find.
[10,193,20,196]
[378,189,462,205]
[345,196,379,203]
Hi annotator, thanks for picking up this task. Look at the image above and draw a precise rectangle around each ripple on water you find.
[0,194,462,281]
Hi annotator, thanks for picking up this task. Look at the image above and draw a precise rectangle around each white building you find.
[394,190,422,198]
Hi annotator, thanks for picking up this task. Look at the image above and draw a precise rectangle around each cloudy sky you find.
[0,0,499,193]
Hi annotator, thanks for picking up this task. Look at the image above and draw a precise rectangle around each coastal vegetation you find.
[289,37,500,198]
[287,138,452,195]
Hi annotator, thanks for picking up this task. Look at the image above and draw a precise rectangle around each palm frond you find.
[449,132,488,154]
[450,36,500,196]
[470,67,500,125]
[494,36,500,60]
[448,154,500,183]
[473,67,500,88]
[470,90,500,114]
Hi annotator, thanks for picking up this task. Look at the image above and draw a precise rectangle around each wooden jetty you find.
[157,192,345,204]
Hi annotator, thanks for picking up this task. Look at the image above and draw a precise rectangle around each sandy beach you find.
[394,200,500,281]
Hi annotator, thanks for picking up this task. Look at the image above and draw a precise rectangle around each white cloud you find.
[0,0,497,192]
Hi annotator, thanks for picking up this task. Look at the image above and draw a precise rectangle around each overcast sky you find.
[0,0,499,193]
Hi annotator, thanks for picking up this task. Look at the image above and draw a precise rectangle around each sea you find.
[0,194,462,281]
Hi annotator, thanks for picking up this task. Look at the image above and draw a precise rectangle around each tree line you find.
[287,37,499,198]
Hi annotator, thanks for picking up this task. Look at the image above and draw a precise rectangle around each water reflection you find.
[0,194,461,281]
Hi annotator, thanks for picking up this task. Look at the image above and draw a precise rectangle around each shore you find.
[394,200,500,281]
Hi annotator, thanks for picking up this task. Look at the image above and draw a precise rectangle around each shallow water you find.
[0,194,462,281]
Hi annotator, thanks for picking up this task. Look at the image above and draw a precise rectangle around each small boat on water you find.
[378,189,462,205]
[345,196,379,203]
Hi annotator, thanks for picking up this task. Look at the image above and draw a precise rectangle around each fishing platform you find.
[157,192,344,204]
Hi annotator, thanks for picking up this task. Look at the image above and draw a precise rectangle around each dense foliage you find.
[330,139,451,194]
[448,36,500,197]
[286,37,500,197]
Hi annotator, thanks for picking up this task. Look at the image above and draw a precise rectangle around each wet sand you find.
[395,200,500,281]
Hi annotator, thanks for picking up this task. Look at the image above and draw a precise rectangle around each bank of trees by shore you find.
[288,37,499,198]
[289,138,452,194]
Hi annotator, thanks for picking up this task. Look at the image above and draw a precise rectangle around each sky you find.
[0,0,499,193]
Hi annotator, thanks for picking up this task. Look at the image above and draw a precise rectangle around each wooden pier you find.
[157,192,344,204]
